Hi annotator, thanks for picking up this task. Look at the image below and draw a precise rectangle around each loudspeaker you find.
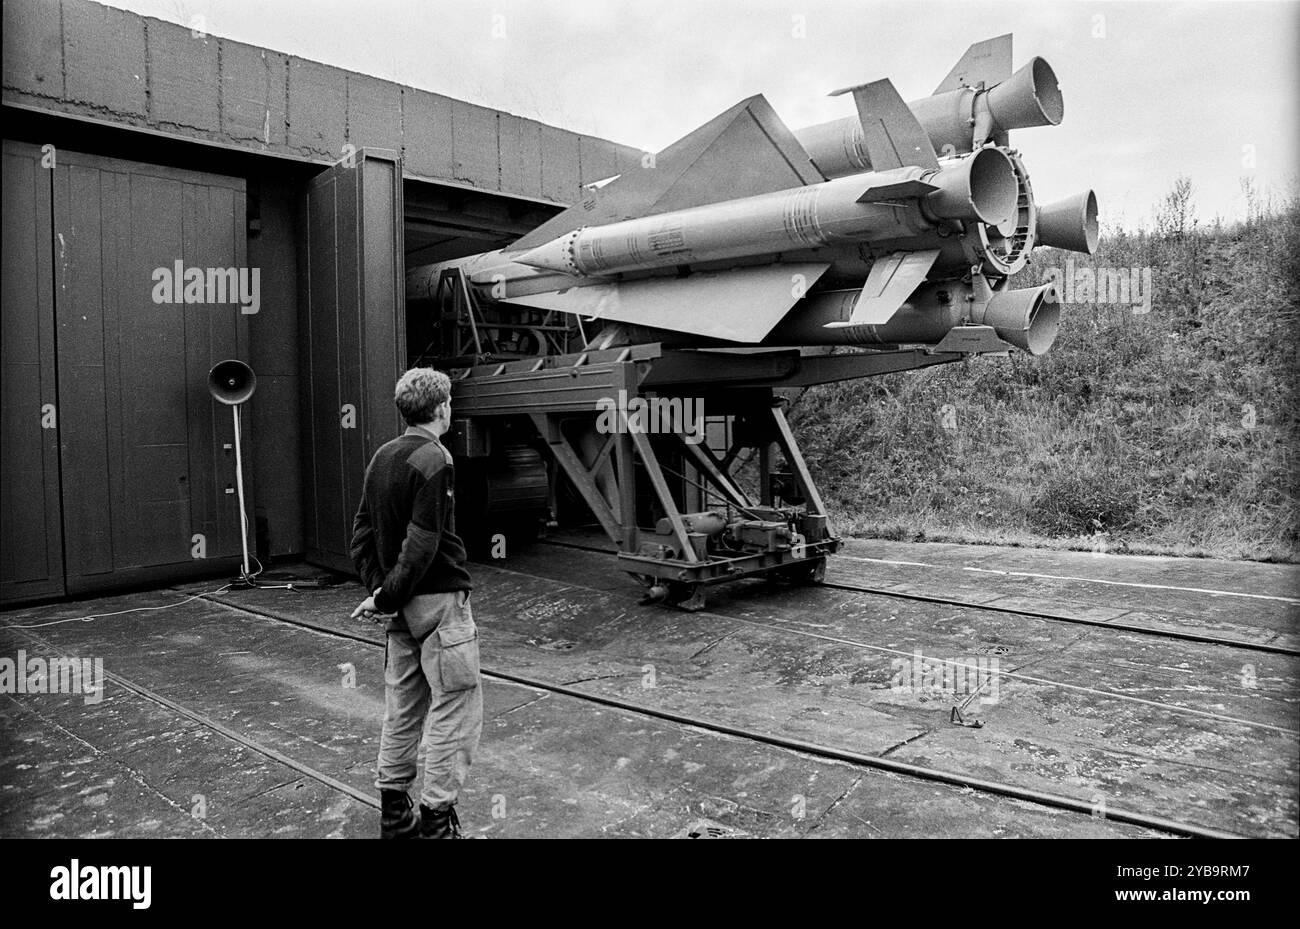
[207,359,256,583]
[208,359,257,406]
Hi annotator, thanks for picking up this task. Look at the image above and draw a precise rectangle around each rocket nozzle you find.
[924,147,1020,227]
[1036,190,1099,254]
[974,282,1061,355]
[986,57,1064,132]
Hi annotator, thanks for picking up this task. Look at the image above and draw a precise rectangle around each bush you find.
[1028,466,1145,536]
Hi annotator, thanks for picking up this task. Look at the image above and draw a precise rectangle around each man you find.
[349,367,481,839]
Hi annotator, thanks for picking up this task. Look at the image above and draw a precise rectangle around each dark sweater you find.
[350,427,472,614]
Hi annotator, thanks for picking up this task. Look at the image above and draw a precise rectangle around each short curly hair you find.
[394,367,451,426]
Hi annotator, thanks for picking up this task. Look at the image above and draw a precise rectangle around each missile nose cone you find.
[516,231,582,275]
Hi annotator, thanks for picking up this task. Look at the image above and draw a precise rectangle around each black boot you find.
[380,790,420,839]
[418,803,464,839]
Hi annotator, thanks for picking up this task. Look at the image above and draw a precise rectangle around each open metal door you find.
[301,149,405,572]
[1,141,62,603]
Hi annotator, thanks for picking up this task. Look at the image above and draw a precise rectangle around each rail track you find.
[170,583,1278,839]
[540,537,1300,657]
[5,538,1292,839]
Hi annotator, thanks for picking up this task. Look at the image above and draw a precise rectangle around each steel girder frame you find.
[610,395,841,609]
[450,342,969,608]
[525,371,836,610]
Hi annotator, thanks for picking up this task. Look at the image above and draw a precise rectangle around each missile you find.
[407,34,1095,359]
[794,36,1064,178]
[765,281,1061,355]
[789,36,1097,256]
[515,148,1019,279]
[502,279,1063,356]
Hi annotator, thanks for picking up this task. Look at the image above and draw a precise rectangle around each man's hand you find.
[351,592,385,622]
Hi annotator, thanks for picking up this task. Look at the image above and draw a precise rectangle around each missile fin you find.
[856,178,939,203]
[933,326,1013,354]
[507,96,823,253]
[933,34,1013,94]
[824,249,940,328]
[502,262,831,343]
[831,79,939,171]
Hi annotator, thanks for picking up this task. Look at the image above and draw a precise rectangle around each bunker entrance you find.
[403,181,576,371]
[402,179,573,557]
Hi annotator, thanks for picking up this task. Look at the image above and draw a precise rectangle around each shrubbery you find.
[1028,466,1146,536]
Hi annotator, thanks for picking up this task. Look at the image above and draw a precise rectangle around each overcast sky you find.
[97,0,1298,228]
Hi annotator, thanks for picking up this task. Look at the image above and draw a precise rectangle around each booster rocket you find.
[514,148,1019,279]
[793,38,1066,176]
[408,33,1099,357]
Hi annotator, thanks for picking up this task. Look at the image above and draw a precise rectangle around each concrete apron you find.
[0,540,1294,838]
[478,543,1297,837]
[0,592,1154,839]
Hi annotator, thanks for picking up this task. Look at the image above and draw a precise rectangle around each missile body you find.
[795,57,1064,178]
[767,282,970,345]
[766,281,1060,354]
[516,148,1019,279]
[411,242,939,308]
[503,279,1063,355]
